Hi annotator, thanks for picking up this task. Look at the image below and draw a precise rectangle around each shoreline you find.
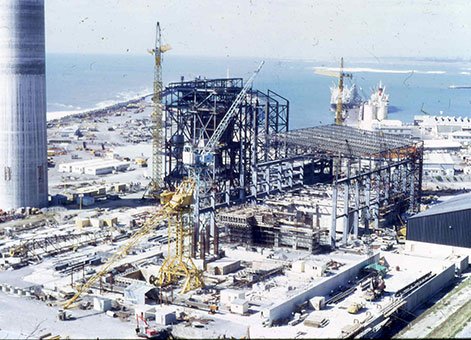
[46,93,153,123]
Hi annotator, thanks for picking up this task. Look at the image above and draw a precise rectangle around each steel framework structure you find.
[162,77,289,259]
[162,76,422,256]
[6,230,112,260]
[268,124,423,247]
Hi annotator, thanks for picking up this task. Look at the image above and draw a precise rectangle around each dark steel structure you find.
[162,76,423,257]
[162,77,289,258]
[407,193,471,248]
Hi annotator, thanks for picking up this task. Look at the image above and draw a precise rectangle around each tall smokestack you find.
[0,0,48,210]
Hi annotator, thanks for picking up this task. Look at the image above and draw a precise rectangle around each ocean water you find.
[46,53,471,129]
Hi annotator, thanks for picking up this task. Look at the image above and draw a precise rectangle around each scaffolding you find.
[218,206,321,253]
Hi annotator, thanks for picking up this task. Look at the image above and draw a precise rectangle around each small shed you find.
[75,217,91,229]
[155,309,176,325]
[124,283,159,305]
[220,289,245,305]
[93,297,112,312]
[230,299,248,315]
[309,296,325,311]
[207,258,240,275]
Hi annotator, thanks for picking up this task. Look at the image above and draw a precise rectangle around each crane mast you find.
[314,58,352,125]
[151,22,164,194]
[335,57,352,125]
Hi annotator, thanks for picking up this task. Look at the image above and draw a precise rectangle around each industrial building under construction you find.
[0,6,470,340]
[159,75,423,257]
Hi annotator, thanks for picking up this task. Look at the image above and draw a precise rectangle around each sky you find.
[45,0,471,61]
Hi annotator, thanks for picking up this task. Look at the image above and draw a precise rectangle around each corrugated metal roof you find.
[410,192,471,219]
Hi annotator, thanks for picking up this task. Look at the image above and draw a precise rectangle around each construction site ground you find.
[47,97,154,198]
[0,100,468,339]
[0,244,456,339]
[0,291,136,339]
[395,272,471,339]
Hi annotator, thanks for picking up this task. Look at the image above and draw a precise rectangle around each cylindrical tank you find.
[360,103,374,130]
[0,0,48,210]
[376,104,388,121]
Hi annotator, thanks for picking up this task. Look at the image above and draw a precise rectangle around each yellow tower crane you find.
[63,178,203,309]
[149,22,171,196]
[314,57,352,125]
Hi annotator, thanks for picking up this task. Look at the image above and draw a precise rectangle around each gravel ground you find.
[395,274,471,339]
[0,291,136,339]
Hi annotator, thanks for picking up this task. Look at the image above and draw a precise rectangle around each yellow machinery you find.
[149,22,171,195]
[396,215,407,243]
[9,244,26,257]
[157,179,204,293]
[63,178,203,309]
[347,302,363,314]
[397,226,407,243]
[314,57,352,125]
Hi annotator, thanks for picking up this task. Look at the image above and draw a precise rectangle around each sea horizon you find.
[46,53,471,128]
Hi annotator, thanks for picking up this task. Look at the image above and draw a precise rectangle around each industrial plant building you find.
[407,193,471,248]
[1,5,467,338]
[160,77,423,259]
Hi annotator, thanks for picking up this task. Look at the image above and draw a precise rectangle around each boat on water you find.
[330,83,363,111]
[363,81,389,121]
[448,85,471,89]
[330,81,390,128]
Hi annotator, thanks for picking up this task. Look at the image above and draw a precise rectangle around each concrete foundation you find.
[262,253,379,322]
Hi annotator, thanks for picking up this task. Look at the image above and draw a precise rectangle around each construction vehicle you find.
[208,304,218,314]
[135,313,160,339]
[396,215,407,243]
[9,244,26,257]
[347,302,364,314]
[397,226,407,241]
